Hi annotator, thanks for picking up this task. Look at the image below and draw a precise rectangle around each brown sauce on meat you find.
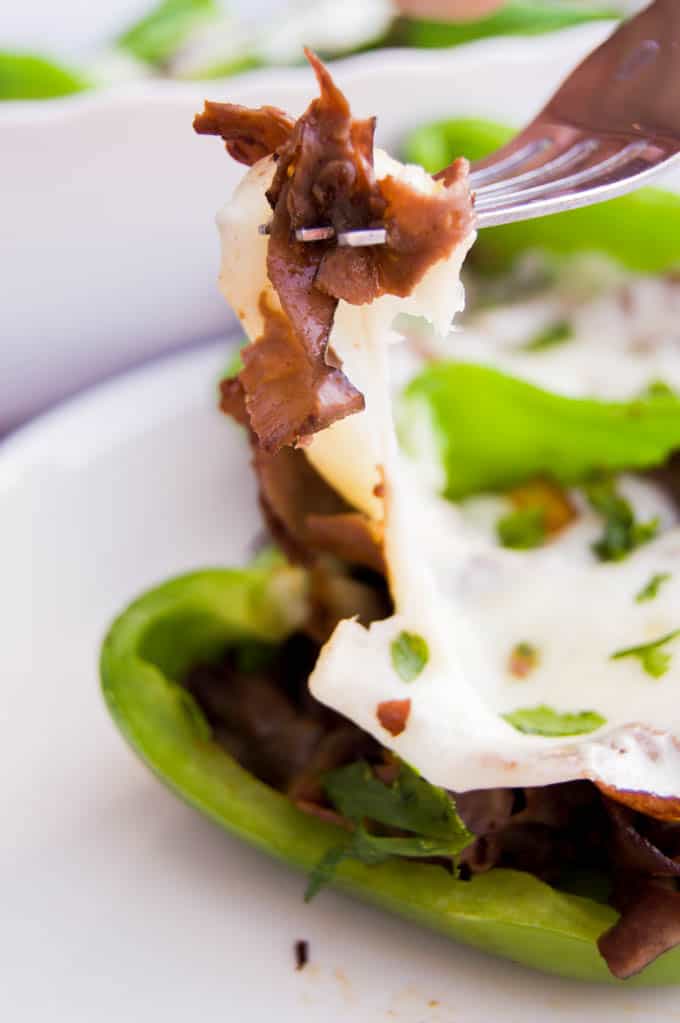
[196,50,474,452]
[193,102,293,165]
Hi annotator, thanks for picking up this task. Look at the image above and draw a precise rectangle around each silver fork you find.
[277,0,680,245]
[471,0,680,227]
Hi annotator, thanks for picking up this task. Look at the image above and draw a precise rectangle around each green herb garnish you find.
[635,573,672,604]
[611,628,680,679]
[391,631,429,682]
[497,507,546,550]
[305,761,473,900]
[522,319,573,352]
[503,705,606,737]
[585,476,658,562]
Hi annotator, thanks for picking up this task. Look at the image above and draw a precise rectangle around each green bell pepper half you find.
[101,559,680,984]
[403,119,680,273]
[392,1,617,50]
[116,0,221,66]
[0,52,88,100]
[400,362,680,500]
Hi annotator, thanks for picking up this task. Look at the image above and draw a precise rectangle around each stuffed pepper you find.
[102,52,680,984]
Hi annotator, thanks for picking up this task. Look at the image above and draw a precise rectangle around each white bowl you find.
[0,23,619,433]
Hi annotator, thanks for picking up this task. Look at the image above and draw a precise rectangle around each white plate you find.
[3,24,621,432]
[2,341,680,1022]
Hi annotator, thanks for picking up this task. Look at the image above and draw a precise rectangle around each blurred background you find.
[0,0,647,434]
[2,0,644,97]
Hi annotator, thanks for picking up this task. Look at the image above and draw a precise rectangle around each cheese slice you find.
[218,150,680,808]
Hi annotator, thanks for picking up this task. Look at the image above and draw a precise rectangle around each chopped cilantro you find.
[391,631,429,682]
[497,506,546,550]
[611,628,680,679]
[522,319,573,352]
[584,475,658,562]
[635,572,671,604]
[503,705,606,737]
[305,761,472,900]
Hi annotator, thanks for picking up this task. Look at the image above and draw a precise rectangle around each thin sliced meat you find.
[266,51,385,234]
[220,374,384,572]
[376,167,474,299]
[240,294,364,453]
[185,647,324,789]
[605,800,680,877]
[455,789,515,837]
[598,880,680,979]
[259,50,381,448]
[305,513,385,574]
[288,725,378,805]
[199,50,474,452]
[193,102,293,165]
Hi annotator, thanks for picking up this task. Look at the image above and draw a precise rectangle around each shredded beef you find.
[255,51,381,448]
[185,632,379,795]
[599,881,680,979]
[219,375,384,573]
[368,168,473,299]
[197,50,473,452]
[193,102,293,165]
[194,52,680,982]
[239,293,363,454]
[455,784,680,976]
[304,513,385,575]
[456,783,608,883]
[266,52,386,237]
[605,800,680,877]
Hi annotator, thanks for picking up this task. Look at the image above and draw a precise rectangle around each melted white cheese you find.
[218,152,680,799]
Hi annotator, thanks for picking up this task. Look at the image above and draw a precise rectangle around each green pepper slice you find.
[0,52,88,100]
[391,2,617,49]
[403,118,680,273]
[101,560,680,984]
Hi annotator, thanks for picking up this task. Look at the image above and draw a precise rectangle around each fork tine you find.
[468,138,552,187]
[476,146,680,228]
[475,138,600,198]
[474,140,650,211]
